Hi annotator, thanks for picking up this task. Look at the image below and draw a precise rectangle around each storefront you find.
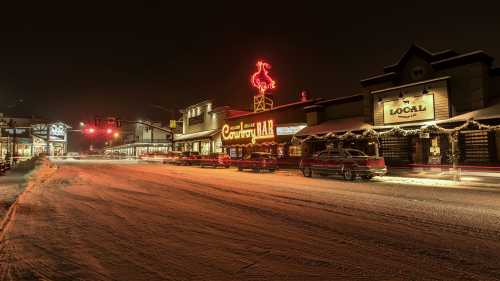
[222,100,312,166]
[31,122,71,157]
[295,44,500,168]
[173,100,248,155]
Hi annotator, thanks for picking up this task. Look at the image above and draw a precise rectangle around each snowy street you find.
[1,161,500,280]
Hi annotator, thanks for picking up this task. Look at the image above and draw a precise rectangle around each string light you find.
[293,118,500,144]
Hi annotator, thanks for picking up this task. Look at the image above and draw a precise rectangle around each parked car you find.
[199,153,231,168]
[174,151,201,166]
[236,152,278,172]
[300,148,387,180]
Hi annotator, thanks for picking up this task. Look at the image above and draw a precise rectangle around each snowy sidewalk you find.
[0,158,41,220]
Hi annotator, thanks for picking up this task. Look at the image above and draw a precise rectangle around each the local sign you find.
[383,94,434,124]
[222,119,275,144]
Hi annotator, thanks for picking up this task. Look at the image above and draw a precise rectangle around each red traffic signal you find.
[83,126,96,135]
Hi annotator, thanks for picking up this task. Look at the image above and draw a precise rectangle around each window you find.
[207,103,212,112]
[197,107,201,116]
[288,145,302,157]
[187,110,191,118]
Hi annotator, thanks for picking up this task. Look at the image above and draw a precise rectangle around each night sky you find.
[1,2,500,126]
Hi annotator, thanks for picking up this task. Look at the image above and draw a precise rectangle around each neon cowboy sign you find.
[222,119,275,144]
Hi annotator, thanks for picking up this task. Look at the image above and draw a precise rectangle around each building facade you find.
[105,120,172,156]
[174,100,248,155]
[296,44,500,167]
[0,114,70,161]
[222,98,313,165]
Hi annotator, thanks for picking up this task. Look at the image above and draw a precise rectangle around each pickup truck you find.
[299,148,387,180]
[236,152,278,172]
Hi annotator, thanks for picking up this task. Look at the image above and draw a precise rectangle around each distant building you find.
[0,113,70,160]
[105,120,172,156]
[174,100,249,155]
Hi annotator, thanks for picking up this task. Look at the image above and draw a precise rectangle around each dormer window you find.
[411,66,425,81]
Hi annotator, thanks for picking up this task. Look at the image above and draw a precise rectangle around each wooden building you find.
[296,44,500,167]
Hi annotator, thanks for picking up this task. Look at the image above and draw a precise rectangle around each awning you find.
[440,102,500,123]
[173,129,219,142]
[295,117,373,137]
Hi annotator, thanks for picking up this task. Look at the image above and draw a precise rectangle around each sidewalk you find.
[386,167,500,188]
[277,167,500,188]
[0,158,40,220]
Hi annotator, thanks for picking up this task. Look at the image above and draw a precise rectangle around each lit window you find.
[289,145,302,157]
[197,107,201,116]
[207,103,212,112]
[187,110,191,118]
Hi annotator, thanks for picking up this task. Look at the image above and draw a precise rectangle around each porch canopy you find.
[295,117,373,137]
[173,129,219,142]
[441,102,500,123]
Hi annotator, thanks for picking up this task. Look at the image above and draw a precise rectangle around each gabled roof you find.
[361,44,494,87]
[383,44,457,73]
[431,50,493,69]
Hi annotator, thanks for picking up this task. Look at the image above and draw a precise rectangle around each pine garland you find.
[293,118,500,144]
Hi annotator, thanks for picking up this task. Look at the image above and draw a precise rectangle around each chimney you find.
[300,90,309,102]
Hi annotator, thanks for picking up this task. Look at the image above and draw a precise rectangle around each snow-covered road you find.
[1,161,500,280]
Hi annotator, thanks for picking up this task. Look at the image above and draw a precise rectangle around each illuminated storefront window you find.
[201,141,210,155]
[288,145,302,157]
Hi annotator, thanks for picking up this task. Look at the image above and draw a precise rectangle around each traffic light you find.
[83,126,96,135]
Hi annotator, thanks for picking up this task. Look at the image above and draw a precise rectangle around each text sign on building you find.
[222,119,275,144]
[383,94,435,124]
[31,123,67,142]
[276,125,307,136]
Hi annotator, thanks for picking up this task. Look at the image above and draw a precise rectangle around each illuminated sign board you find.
[383,94,435,124]
[222,119,275,144]
[276,125,307,136]
[251,61,276,95]
[31,123,68,142]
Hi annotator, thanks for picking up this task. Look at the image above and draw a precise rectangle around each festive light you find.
[106,128,113,134]
[251,61,276,95]
[293,118,500,144]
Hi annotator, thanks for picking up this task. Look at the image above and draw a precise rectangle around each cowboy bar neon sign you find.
[222,119,275,144]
